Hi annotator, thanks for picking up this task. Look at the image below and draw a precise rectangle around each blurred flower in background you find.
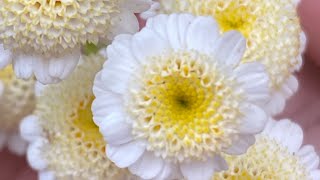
[20,53,136,179]
[0,65,35,155]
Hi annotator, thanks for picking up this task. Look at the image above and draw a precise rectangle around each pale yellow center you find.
[213,137,309,180]
[128,51,243,161]
[0,65,35,132]
[0,0,118,54]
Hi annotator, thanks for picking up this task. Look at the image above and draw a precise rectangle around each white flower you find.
[20,53,134,180]
[0,64,35,155]
[214,118,320,180]
[145,0,305,115]
[92,14,271,180]
[0,0,152,84]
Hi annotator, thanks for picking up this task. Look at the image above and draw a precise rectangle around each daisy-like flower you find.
[213,118,320,180]
[144,0,306,115]
[0,0,152,84]
[20,53,134,179]
[0,64,35,155]
[92,14,271,180]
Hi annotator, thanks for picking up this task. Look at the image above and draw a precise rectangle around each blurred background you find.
[0,0,319,179]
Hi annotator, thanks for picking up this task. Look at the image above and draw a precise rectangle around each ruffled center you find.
[213,136,309,179]
[127,51,244,161]
[0,0,119,54]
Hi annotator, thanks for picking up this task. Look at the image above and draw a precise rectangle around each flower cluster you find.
[0,0,317,180]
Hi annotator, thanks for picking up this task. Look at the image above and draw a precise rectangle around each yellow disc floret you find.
[160,0,302,91]
[0,65,35,132]
[0,0,119,54]
[213,136,309,180]
[35,54,129,179]
[128,51,244,161]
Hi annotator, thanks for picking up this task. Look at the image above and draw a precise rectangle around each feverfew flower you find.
[92,14,270,180]
[0,0,152,84]
[20,53,133,179]
[0,65,35,155]
[213,119,320,180]
[146,0,306,115]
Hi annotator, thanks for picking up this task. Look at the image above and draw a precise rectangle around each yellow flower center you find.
[214,1,257,38]
[0,0,119,54]
[0,65,14,85]
[69,97,104,151]
[213,137,309,180]
[128,51,244,161]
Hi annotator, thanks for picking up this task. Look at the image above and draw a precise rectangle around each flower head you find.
[20,53,133,179]
[148,0,305,115]
[0,0,152,84]
[92,14,271,180]
[0,64,35,155]
[213,119,320,180]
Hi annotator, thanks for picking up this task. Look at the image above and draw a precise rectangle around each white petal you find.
[297,145,320,171]
[106,34,138,68]
[34,81,47,97]
[92,78,123,126]
[93,71,112,97]
[48,48,80,80]
[261,118,277,135]
[262,119,303,153]
[20,115,43,143]
[140,1,160,20]
[280,75,298,99]
[238,103,268,134]
[186,16,220,54]
[7,133,28,156]
[153,162,178,180]
[100,35,139,94]
[100,60,134,94]
[107,141,146,168]
[145,14,169,41]
[109,11,139,40]
[13,53,34,79]
[212,155,228,172]
[132,27,169,64]
[224,135,255,155]
[99,112,133,145]
[235,62,270,105]
[166,14,195,50]
[213,31,246,67]
[27,138,48,171]
[180,157,217,180]
[129,151,164,179]
[264,92,286,115]
[39,171,55,180]
[0,44,12,69]
[33,57,59,84]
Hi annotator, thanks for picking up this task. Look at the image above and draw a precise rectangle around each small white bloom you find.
[0,0,152,84]
[146,0,305,115]
[20,53,135,179]
[213,118,320,180]
[93,14,271,180]
[0,65,35,155]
